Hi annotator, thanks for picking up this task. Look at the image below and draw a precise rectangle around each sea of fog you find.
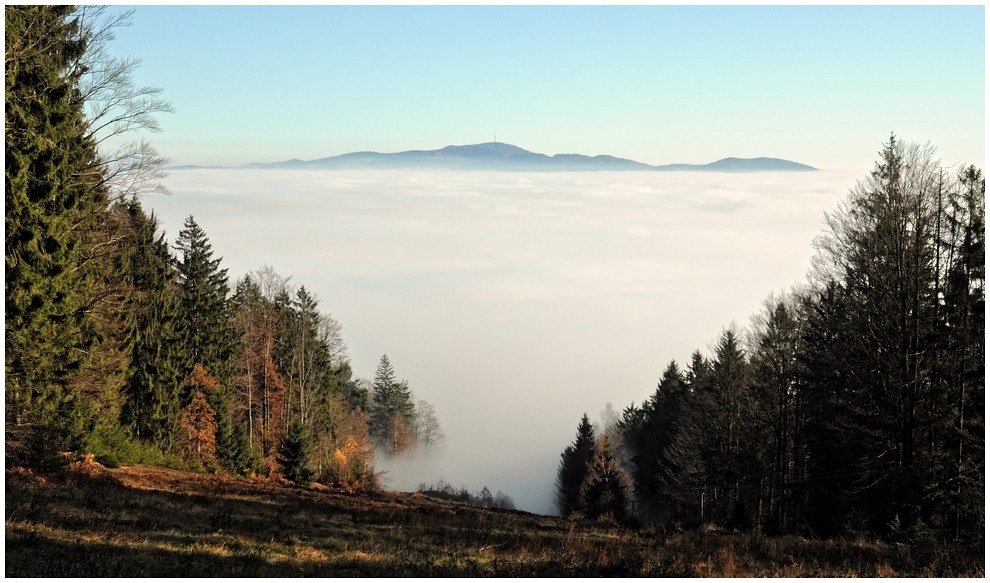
[142,167,863,515]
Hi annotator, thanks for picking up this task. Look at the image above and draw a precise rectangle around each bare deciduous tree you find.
[412,398,445,451]
[71,6,174,201]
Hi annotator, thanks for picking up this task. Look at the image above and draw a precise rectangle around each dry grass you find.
[6,463,984,577]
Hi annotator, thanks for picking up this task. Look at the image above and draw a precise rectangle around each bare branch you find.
[68,6,174,200]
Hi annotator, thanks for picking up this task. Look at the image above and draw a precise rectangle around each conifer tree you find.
[279,421,316,486]
[174,216,239,465]
[281,286,334,428]
[118,200,183,448]
[369,355,415,454]
[5,5,103,463]
[555,413,597,517]
[222,425,261,477]
[174,216,235,384]
[664,348,721,526]
[813,136,957,535]
[626,359,687,523]
[580,435,633,523]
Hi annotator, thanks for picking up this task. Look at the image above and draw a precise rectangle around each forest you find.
[555,137,985,545]
[5,6,444,493]
[5,4,985,560]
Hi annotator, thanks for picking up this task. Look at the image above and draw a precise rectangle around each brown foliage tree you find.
[177,390,217,470]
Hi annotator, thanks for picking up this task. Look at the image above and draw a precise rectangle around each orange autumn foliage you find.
[177,365,221,469]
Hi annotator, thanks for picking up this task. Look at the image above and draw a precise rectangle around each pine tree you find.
[665,347,728,527]
[795,280,876,537]
[627,359,687,523]
[5,5,104,464]
[938,165,985,541]
[369,355,415,454]
[174,216,235,384]
[118,200,184,448]
[709,327,757,528]
[174,216,239,465]
[222,425,261,477]
[279,421,316,486]
[555,413,597,517]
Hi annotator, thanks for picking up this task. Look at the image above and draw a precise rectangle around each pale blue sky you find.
[109,5,985,169]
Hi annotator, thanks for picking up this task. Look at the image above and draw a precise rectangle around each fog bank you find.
[143,168,861,514]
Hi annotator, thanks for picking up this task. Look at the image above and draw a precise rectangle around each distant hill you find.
[657,157,818,173]
[179,142,817,172]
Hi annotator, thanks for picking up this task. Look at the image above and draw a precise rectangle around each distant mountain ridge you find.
[184,142,817,172]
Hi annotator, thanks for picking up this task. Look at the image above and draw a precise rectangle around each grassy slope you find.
[5,461,983,577]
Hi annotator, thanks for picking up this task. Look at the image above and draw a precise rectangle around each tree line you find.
[557,136,984,545]
[5,5,443,488]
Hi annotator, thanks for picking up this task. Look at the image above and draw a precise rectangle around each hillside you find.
[230,142,817,172]
[6,462,981,577]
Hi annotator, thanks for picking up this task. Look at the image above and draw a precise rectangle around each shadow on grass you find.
[6,466,984,577]
[6,535,274,577]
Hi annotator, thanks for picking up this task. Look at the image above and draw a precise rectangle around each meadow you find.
[6,460,982,577]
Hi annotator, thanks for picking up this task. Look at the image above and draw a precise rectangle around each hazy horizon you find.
[169,140,822,170]
[106,5,983,170]
[141,165,878,514]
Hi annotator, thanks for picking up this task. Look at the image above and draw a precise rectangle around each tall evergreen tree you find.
[369,354,415,454]
[118,200,184,447]
[174,216,238,465]
[555,413,597,517]
[626,359,688,523]
[279,421,316,486]
[796,280,878,537]
[938,165,985,541]
[174,215,234,385]
[5,6,106,464]
[664,335,757,529]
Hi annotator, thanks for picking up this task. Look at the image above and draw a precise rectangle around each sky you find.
[98,5,985,514]
[105,4,985,170]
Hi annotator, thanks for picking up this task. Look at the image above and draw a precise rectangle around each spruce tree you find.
[814,136,950,535]
[580,435,632,523]
[664,349,717,526]
[555,413,597,517]
[118,200,184,448]
[939,165,985,540]
[279,421,316,486]
[174,215,235,385]
[174,216,239,465]
[369,355,415,454]
[5,6,105,464]
[628,359,687,523]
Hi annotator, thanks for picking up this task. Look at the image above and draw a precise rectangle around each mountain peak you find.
[438,142,535,157]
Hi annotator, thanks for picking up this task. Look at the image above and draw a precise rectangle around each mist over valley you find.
[143,166,860,514]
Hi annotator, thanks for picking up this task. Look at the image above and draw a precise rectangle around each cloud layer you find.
[145,167,863,514]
